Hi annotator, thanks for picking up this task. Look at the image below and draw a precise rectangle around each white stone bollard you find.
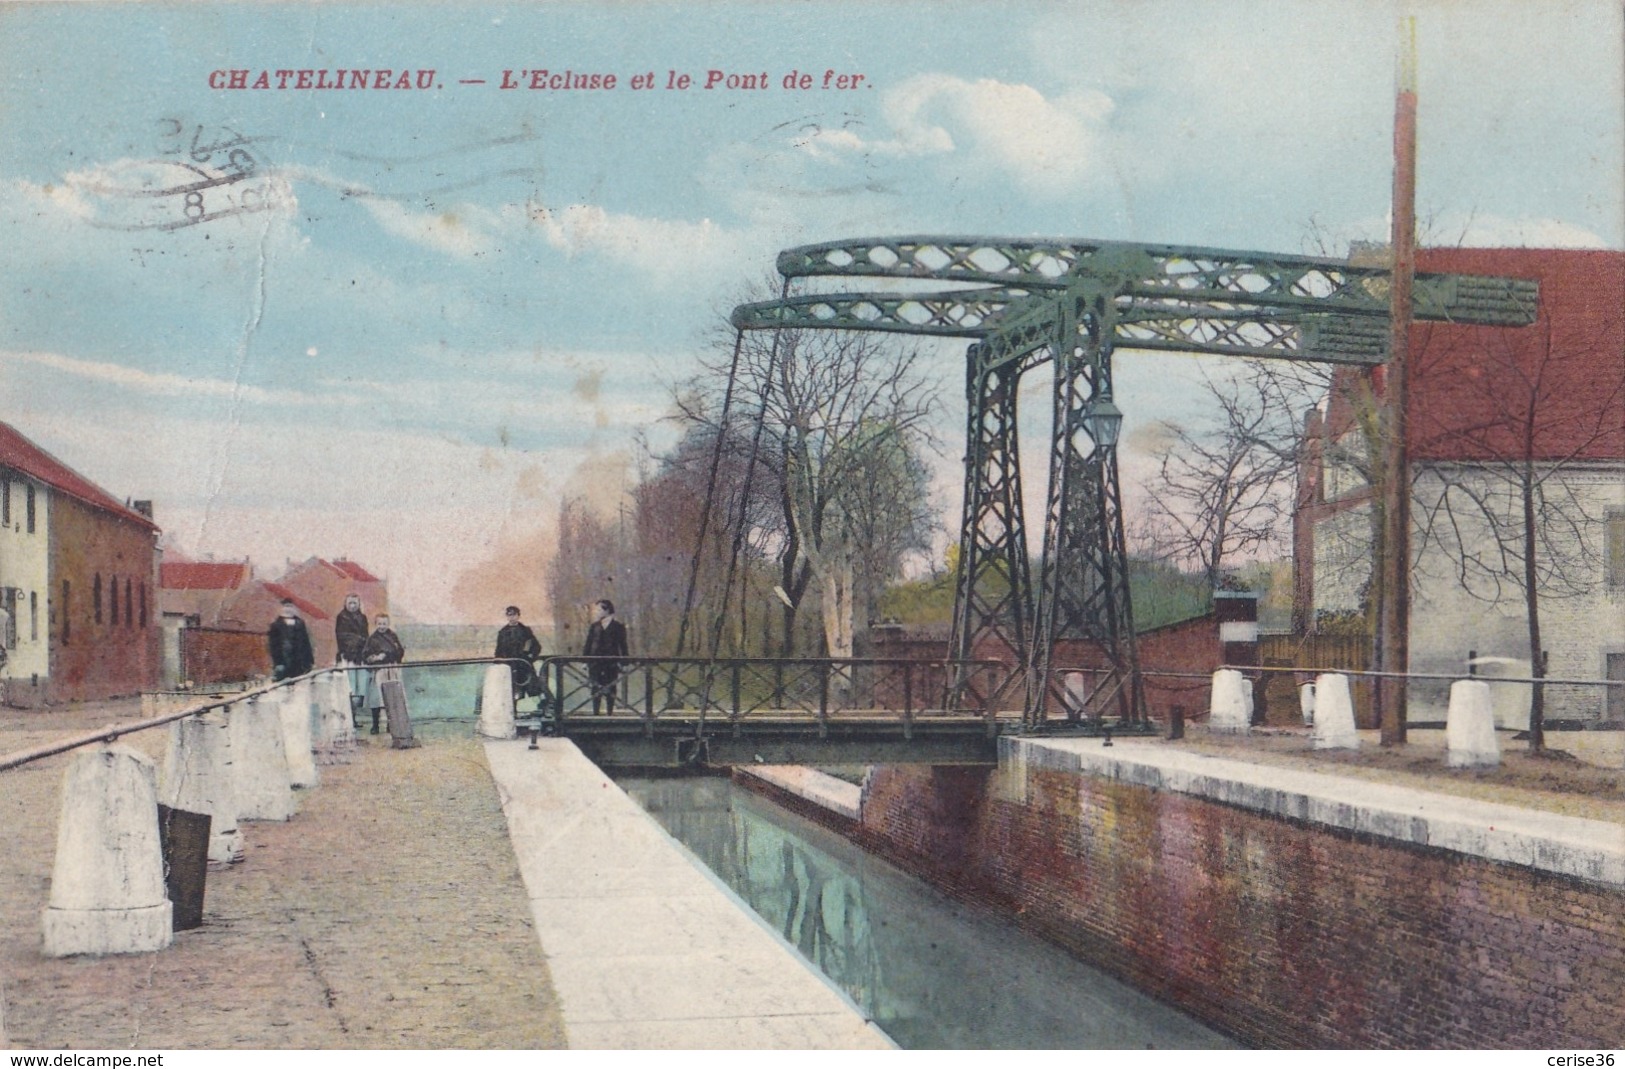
[276,682,319,789]
[42,745,173,956]
[1446,679,1500,769]
[1208,669,1252,734]
[316,670,357,765]
[1299,682,1316,727]
[478,664,518,739]
[1311,673,1360,750]
[304,676,333,750]
[230,695,296,821]
[160,711,244,865]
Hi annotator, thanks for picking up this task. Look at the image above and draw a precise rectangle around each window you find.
[126,578,133,627]
[93,573,102,625]
[25,484,35,533]
[110,576,119,626]
[1,479,9,526]
[30,590,37,642]
[1608,514,1625,588]
[139,582,147,628]
[60,580,69,646]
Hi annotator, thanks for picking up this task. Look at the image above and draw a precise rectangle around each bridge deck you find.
[525,709,1157,767]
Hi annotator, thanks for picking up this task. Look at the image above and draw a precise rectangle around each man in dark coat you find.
[361,613,406,735]
[268,599,315,681]
[583,599,628,715]
[495,605,543,702]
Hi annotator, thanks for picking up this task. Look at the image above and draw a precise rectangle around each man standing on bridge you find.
[584,599,628,715]
[495,605,543,705]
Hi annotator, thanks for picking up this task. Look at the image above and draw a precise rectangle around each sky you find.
[1,0,1620,623]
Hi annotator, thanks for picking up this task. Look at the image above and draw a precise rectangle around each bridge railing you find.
[535,656,1016,724]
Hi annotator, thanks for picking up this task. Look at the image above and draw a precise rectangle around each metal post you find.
[643,668,655,739]
[818,662,830,738]
[902,661,914,740]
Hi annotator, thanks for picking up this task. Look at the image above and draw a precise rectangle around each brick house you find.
[159,558,253,627]
[1293,248,1625,724]
[216,580,334,669]
[276,557,388,625]
[0,422,161,705]
[157,557,259,687]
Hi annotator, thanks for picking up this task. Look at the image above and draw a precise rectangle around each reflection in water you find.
[622,777,1238,1050]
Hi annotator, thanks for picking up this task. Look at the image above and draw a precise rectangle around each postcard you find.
[1,0,1620,1053]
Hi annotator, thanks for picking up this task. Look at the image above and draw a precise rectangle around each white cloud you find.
[1329,211,1611,252]
[323,169,751,281]
[795,74,1115,197]
[319,371,671,432]
[0,349,337,407]
[1436,213,1611,250]
[358,199,506,259]
[519,201,749,281]
[8,176,96,222]
[25,159,301,233]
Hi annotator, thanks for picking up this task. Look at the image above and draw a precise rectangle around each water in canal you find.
[620,775,1238,1050]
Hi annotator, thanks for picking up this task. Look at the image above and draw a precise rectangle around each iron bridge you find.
[519,655,1151,767]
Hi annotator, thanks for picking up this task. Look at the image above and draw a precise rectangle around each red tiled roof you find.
[0,422,158,529]
[330,559,381,583]
[262,582,330,620]
[1320,248,1625,463]
[1410,247,1624,462]
[161,561,250,591]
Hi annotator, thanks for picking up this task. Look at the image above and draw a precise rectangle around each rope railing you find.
[0,657,533,773]
[1219,664,1625,688]
[534,655,1017,721]
[6,655,1614,773]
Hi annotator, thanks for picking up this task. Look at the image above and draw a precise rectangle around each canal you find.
[620,775,1239,1050]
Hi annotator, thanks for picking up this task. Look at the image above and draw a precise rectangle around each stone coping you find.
[1009,736,1625,889]
[484,739,893,1050]
[737,765,863,819]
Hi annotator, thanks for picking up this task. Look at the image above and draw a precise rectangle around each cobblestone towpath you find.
[1,706,567,1050]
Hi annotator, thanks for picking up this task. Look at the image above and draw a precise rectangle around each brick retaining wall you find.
[180,626,268,685]
[841,752,1624,1048]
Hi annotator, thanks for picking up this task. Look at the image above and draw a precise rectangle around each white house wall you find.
[1311,502,1374,621]
[1310,463,1625,723]
[1408,463,1625,722]
[0,473,49,683]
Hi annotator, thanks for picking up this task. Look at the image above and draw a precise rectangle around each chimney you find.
[132,500,154,518]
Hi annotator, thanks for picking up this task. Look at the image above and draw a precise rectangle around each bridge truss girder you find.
[731,236,1538,728]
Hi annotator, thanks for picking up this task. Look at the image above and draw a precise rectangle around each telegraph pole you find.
[1377,15,1417,746]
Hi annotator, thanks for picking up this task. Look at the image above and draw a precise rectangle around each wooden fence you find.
[1258,632,1374,727]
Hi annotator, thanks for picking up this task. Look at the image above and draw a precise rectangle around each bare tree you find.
[1139,362,1315,589]
[626,423,790,657]
[674,323,938,659]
